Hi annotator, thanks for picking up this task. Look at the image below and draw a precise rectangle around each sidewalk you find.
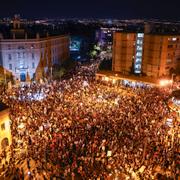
[96,70,159,86]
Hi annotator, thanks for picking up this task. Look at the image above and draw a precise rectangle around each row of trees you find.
[52,58,77,80]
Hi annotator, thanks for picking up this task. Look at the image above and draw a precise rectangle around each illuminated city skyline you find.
[0,0,180,20]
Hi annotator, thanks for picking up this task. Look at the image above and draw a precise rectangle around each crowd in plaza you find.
[0,61,179,179]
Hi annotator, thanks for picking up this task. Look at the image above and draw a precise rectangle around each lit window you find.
[9,64,12,70]
[32,62,35,68]
[172,37,177,41]
[137,46,142,50]
[169,37,177,41]
[135,70,141,73]
[8,54,11,60]
[135,64,141,69]
[137,40,143,44]
[137,33,144,38]
[136,52,142,56]
[136,58,141,63]
[32,53,35,59]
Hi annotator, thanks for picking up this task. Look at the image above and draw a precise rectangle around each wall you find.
[112,32,136,74]
[142,35,180,77]
[0,35,70,81]
[113,32,180,78]
[0,109,11,151]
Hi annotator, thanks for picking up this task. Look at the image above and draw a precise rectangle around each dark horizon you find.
[0,0,180,21]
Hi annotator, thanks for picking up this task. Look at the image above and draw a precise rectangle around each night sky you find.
[1,0,180,20]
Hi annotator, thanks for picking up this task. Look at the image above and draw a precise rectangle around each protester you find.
[0,60,179,179]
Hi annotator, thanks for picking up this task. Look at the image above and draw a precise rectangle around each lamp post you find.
[171,73,176,91]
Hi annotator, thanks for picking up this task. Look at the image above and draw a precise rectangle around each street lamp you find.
[171,73,176,90]
[159,79,173,87]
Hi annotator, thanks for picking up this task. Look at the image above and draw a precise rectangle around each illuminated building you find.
[0,15,70,81]
[112,32,180,77]
[96,27,122,46]
[0,103,11,151]
[143,35,180,77]
[169,90,180,118]
[112,32,137,74]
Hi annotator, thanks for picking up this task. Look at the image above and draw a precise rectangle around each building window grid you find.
[134,33,144,74]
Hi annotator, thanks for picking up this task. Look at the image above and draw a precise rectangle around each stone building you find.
[0,15,70,81]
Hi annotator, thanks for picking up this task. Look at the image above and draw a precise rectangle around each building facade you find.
[143,35,180,77]
[112,32,137,74]
[0,106,11,151]
[112,32,180,78]
[0,16,70,81]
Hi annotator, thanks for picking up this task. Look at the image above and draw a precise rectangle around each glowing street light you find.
[112,79,116,84]
[159,79,173,87]
[104,77,109,81]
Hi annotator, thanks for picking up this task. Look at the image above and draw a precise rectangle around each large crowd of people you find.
[0,60,179,179]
